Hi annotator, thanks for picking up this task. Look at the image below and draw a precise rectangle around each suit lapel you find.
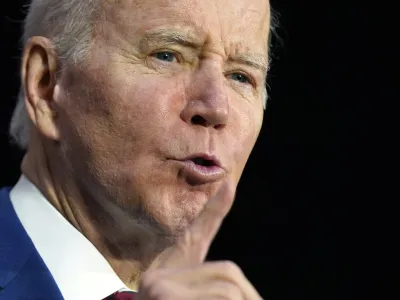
[0,187,34,288]
[0,187,63,299]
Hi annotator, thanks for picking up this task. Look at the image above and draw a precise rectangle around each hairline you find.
[9,1,278,149]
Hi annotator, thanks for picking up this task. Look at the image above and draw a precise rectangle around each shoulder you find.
[0,186,17,226]
[0,186,16,224]
[0,186,63,299]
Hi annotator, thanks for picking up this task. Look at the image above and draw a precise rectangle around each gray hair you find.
[9,0,278,149]
[9,0,99,149]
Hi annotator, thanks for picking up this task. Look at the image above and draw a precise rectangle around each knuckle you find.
[206,281,243,300]
[140,271,157,289]
[147,280,169,299]
[140,271,188,300]
[140,277,172,300]
[217,260,242,276]
[223,283,242,299]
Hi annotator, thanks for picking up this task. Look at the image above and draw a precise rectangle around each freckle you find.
[138,38,149,52]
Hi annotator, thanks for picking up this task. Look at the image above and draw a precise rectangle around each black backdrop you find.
[1,1,395,299]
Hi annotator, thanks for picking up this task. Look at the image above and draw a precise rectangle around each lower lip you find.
[174,160,226,184]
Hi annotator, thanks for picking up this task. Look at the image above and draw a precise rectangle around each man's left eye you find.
[230,73,251,84]
[152,51,177,62]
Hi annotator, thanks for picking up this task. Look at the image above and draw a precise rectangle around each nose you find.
[180,64,229,129]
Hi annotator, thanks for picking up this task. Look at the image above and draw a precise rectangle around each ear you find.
[22,36,60,142]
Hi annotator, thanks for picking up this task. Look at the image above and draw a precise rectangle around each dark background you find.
[1,1,396,299]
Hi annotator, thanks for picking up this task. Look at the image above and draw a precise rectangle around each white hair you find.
[9,0,99,149]
[9,0,276,149]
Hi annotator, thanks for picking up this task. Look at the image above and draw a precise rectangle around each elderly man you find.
[0,0,272,299]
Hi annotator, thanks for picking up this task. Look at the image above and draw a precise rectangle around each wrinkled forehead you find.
[101,0,270,55]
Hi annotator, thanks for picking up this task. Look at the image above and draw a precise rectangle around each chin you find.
[148,186,210,236]
[113,165,222,235]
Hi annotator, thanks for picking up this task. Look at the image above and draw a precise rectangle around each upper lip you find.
[180,153,224,169]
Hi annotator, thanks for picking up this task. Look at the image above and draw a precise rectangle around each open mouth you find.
[190,157,217,167]
[174,154,225,184]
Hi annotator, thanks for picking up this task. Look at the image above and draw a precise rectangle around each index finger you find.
[186,181,236,262]
[155,181,236,269]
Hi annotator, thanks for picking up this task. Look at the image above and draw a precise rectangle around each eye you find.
[152,51,178,63]
[229,72,251,84]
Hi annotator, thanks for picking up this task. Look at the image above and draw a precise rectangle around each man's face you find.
[55,0,270,234]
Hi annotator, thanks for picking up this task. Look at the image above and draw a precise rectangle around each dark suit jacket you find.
[0,187,64,299]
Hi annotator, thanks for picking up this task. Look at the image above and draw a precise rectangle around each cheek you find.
[64,66,188,171]
[104,67,187,129]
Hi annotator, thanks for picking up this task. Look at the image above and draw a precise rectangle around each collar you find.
[10,175,130,300]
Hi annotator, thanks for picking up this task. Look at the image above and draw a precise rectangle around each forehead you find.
[102,0,270,54]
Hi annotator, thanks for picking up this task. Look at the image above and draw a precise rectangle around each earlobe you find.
[22,37,60,142]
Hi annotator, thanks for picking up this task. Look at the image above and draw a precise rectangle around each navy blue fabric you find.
[0,187,63,299]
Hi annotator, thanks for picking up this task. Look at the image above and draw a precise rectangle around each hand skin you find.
[136,182,263,300]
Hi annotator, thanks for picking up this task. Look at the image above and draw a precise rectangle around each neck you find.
[21,133,169,290]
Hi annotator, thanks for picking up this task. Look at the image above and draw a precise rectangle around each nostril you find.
[191,115,207,126]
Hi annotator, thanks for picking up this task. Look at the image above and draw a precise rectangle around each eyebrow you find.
[140,29,268,73]
[229,53,269,74]
[140,28,203,49]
